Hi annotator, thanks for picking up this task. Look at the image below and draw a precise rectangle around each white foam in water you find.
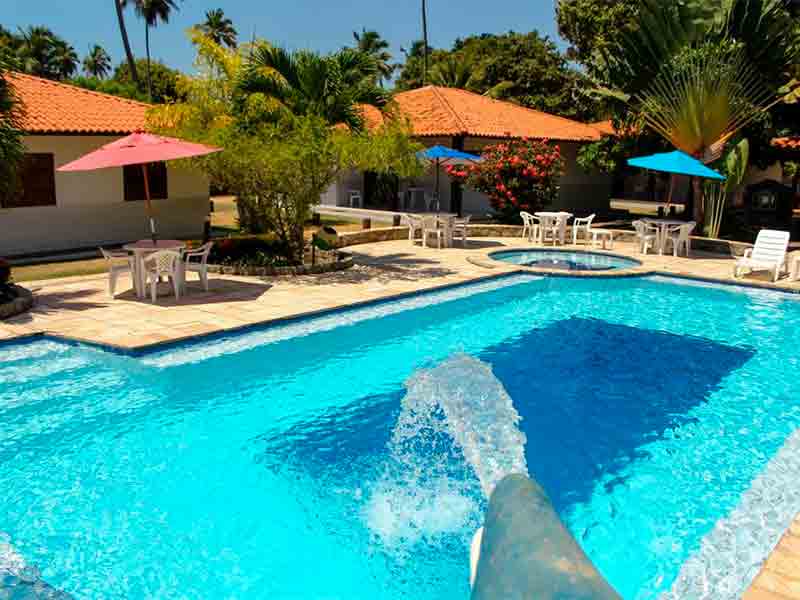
[363,354,528,553]
[0,534,25,576]
[142,275,537,368]
[663,428,800,600]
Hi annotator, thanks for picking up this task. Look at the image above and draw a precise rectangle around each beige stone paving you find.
[2,235,800,596]
[1,237,798,350]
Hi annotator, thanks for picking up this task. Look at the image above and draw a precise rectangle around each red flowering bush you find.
[447,139,564,223]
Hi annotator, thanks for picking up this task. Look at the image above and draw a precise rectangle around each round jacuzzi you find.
[490,249,641,272]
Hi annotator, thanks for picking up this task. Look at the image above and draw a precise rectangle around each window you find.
[2,153,56,208]
[124,161,168,202]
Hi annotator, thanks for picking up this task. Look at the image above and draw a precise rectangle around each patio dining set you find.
[100,240,214,302]
[520,211,616,250]
[404,214,472,248]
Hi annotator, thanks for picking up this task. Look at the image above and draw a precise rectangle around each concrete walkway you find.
[1,237,798,351]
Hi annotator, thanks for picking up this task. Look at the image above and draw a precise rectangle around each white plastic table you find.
[642,218,686,255]
[123,239,186,299]
[535,212,573,245]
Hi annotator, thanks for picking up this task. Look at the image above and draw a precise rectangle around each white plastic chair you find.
[791,254,800,281]
[348,190,362,208]
[519,211,540,243]
[100,247,134,298]
[453,215,471,246]
[143,250,183,302]
[183,242,214,292]
[540,215,561,246]
[734,229,790,282]
[422,215,444,249]
[405,214,424,243]
[632,220,659,255]
[663,222,695,257]
[572,214,596,245]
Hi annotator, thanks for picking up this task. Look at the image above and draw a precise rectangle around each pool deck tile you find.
[2,238,799,351]
[746,517,800,600]
[3,236,800,596]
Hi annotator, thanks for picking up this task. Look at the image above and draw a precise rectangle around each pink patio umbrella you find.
[58,131,221,242]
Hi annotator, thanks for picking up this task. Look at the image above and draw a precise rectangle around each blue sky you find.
[1,0,564,74]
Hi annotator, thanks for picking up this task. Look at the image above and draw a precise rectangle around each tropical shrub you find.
[0,258,16,303]
[447,139,564,223]
[208,236,292,267]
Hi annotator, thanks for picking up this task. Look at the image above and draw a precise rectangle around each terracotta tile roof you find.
[772,136,800,151]
[7,72,148,135]
[361,86,601,142]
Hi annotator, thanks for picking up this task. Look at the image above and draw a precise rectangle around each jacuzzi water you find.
[1,274,799,600]
[491,249,641,271]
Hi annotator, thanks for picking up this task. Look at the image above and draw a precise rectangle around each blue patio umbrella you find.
[627,150,726,181]
[418,145,482,211]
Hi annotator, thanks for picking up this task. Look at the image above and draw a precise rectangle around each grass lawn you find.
[13,197,364,283]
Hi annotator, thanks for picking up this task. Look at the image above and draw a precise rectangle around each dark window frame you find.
[2,153,57,209]
[123,161,168,202]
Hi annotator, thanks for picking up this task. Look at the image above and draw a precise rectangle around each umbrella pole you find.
[435,159,440,213]
[142,163,157,244]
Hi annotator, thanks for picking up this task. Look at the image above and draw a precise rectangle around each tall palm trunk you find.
[144,22,152,101]
[421,0,429,85]
[114,0,139,87]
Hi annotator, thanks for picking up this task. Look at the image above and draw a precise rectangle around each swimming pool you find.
[1,274,799,599]
[491,249,641,271]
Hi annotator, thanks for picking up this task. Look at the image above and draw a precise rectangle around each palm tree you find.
[114,0,140,88]
[51,39,78,79]
[237,44,387,130]
[84,45,112,78]
[603,0,800,224]
[198,9,238,49]
[352,28,393,85]
[126,0,180,100]
[0,57,24,203]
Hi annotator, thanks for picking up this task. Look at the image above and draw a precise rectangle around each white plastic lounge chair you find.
[144,250,183,302]
[572,214,596,245]
[734,229,790,282]
[520,211,540,243]
[453,215,471,246]
[663,222,695,258]
[183,242,214,292]
[99,247,134,298]
[632,220,659,255]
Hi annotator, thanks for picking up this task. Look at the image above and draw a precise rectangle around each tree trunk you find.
[692,177,704,227]
[421,0,429,85]
[145,24,152,102]
[114,0,139,87]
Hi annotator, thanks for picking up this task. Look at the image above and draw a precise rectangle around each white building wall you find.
[0,135,210,256]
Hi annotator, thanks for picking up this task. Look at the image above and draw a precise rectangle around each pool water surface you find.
[491,249,641,271]
[1,274,799,599]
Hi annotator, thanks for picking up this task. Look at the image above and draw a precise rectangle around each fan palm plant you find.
[600,0,799,223]
[198,9,238,49]
[237,44,387,130]
[125,0,180,100]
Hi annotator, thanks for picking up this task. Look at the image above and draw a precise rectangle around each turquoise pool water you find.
[491,249,641,271]
[1,275,799,599]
